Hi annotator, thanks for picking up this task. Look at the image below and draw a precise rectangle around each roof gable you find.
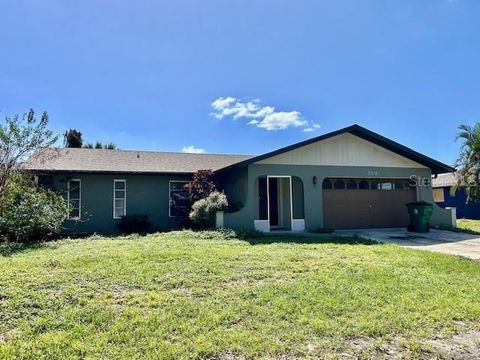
[255,132,427,168]
[217,125,454,174]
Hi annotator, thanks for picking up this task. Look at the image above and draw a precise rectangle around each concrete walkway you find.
[335,228,480,260]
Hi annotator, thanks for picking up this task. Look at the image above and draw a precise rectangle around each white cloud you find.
[302,123,321,132]
[211,97,319,132]
[211,97,237,119]
[211,97,272,120]
[181,145,206,154]
[257,111,307,131]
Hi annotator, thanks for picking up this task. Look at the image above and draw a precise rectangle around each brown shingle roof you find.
[23,148,253,174]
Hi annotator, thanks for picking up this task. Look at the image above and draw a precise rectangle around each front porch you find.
[253,175,305,232]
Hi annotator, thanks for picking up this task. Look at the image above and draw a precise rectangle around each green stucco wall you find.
[47,173,191,234]
[44,164,454,235]
[222,164,454,230]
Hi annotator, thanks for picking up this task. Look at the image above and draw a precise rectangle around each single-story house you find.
[433,173,480,219]
[24,124,456,233]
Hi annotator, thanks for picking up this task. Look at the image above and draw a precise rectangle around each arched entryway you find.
[255,176,305,232]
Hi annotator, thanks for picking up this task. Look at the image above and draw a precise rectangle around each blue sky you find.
[1,0,479,165]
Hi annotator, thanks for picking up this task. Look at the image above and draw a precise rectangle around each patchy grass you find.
[457,219,480,234]
[0,230,479,359]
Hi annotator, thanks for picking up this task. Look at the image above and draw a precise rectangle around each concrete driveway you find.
[335,228,480,260]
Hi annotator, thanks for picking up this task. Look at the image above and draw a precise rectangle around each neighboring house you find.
[24,125,456,234]
[433,173,480,219]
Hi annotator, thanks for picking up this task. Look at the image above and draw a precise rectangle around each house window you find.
[371,181,381,190]
[394,181,404,190]
[169,181,190,217]
[113,180,126,219]
[322,179,333,189]
[334,180,345,190]
[346,179,358,190]
[359,180,369,190]
[67,179,81,219]
[381,182,393,190]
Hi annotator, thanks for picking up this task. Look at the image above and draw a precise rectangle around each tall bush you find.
[0,177,67,243]
[189,191,228,228]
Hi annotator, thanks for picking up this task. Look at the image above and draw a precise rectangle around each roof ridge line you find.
[50,147,254,157]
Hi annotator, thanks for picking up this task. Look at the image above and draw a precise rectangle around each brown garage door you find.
[323,178,416,229]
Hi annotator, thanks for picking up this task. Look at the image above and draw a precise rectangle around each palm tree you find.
[103,142,117,150]
[82,141,117,150]
[453,123,480,202]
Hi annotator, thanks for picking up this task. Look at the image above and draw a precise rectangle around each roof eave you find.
[22,169,196,176]
[215,124,454,174]
[349,126,455,174]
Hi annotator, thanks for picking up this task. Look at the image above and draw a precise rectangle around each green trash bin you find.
[406,201,434,232]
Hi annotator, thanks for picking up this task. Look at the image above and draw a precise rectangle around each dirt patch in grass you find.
[211,330,480,359]
[343,330,480,359]
[426,330,480,359]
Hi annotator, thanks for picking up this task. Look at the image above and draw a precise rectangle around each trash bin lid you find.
[406,200,433,207]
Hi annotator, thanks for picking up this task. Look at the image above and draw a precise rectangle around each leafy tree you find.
[0,109,57,206]
[452,123,480,202]
[188,170,217,203]
[0,110,66,242]
[64,129,83,148]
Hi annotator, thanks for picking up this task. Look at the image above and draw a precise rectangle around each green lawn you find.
[457,219,480,234]
[1,230,480,359]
